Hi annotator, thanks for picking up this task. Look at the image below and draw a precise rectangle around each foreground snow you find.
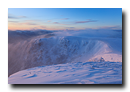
[9,60,122,84]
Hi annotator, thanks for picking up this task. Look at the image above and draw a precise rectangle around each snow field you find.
[9,61,122,84]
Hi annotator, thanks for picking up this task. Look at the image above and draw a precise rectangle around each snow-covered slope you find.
[8,30,122,84]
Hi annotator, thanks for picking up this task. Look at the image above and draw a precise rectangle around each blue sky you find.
[8,8,122,30]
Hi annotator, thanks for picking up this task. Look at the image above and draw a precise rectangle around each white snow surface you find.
[8,30,122,84]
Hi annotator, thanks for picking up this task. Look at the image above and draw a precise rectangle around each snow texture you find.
[9,61,122,84]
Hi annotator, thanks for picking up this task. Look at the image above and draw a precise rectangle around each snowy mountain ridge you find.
[8,36,121,76]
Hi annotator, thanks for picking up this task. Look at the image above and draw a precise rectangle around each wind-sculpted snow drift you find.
[8,30,122,84]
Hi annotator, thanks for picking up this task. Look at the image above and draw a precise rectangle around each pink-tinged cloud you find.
[40,26,46,28]
[18,16,27,18]
[75,20,97,24]
[25,23,37,25]
[65,27,75,28]
[16,22,38,25]
[47,20,51,22]
[61,18,69,20]
[53,22,59,24]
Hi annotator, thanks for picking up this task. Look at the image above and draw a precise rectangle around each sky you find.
[8,8,122,31]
